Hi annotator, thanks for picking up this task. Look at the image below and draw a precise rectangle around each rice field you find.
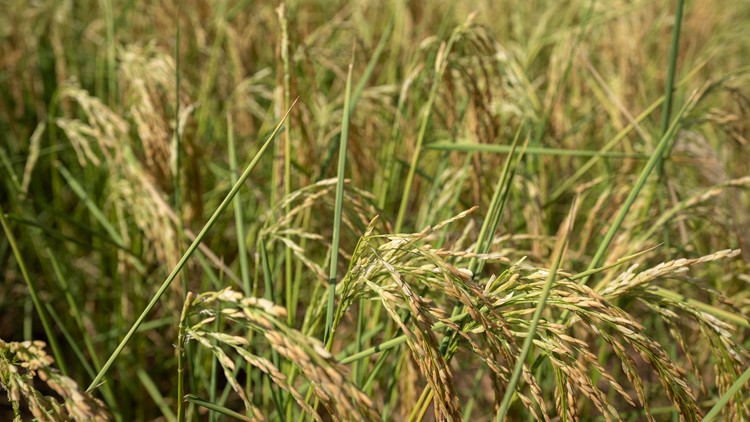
[1,0,749,420]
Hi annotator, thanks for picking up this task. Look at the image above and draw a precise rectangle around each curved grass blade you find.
[86,100,297,392]
[186,395,254,422]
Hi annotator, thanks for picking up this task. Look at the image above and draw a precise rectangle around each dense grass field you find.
[2,0,750,420]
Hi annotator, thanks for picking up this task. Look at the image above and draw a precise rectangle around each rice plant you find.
[1,0,749,420]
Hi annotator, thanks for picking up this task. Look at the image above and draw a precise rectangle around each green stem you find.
[0,212,68,376]
[325,62,354,345]
[657,0,685,160]
[655,0,686,252]
[176,292,193,422]
[394,38,453,233]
